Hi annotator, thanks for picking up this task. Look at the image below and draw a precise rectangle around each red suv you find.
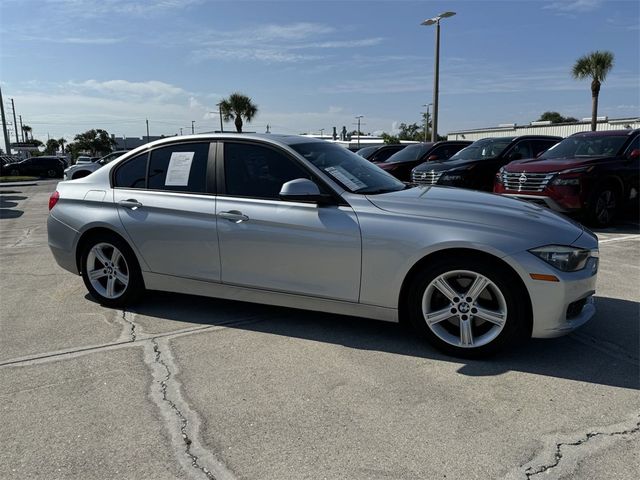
[494,129,639,226]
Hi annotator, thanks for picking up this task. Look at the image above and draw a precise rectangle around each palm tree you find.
[58,137,66,154]
[572,51,614,131]
[22,125,32,141]
[219,93,258,133]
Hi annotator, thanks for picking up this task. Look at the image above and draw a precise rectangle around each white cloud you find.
[44,0,204,17]
[68,79,186,98]
[543,0,603,13]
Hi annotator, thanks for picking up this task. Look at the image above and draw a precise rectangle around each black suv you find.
[356,144,408,163]
[8,156,65,178]
[411,135,561,191]
[376,141,471,182]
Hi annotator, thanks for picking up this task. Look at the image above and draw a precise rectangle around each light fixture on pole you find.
[421,11,455,142]
[422,103,432,142]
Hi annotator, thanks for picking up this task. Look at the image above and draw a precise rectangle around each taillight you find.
[49,191,60,211]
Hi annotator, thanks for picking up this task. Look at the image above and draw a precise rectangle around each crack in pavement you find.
[121,309,137,342]
[9,226,35,248]
[148,338,236,480]
[0,317,264,368]
[524,417,640,479]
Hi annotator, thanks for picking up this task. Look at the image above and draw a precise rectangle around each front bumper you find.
[506,249,598,338]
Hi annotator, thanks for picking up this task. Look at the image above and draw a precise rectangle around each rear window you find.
[540,135,629,159]
[114,153,148,189]
[147,143,209,193]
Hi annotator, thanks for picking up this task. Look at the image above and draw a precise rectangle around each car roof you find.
[569,129,639,137]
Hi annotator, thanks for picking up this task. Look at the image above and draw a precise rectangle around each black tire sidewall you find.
[587,185,618,227]
[80,233,144,308]
[407,256,529,358]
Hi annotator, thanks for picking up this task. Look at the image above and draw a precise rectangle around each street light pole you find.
[191,121,195,135]
[354,115,364,148]
[422,11,456,142]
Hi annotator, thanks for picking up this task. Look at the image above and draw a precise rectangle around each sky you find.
[0,0,638,147]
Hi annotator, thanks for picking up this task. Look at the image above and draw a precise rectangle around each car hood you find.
[413,158,482,172]
[366,186,585,246]
[504,156,614,173]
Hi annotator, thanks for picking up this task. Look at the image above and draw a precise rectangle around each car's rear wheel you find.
[407,256,529,357]
[587,185,618,227]
[81,233,144,308]
[46,169,58,178]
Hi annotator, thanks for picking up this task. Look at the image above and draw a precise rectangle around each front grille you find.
[412,170,443,185]
[501,171,554,192]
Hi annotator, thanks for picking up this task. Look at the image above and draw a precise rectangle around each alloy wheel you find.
[422,270,507,348]
[595,190,616,225]
[86,242,129,299]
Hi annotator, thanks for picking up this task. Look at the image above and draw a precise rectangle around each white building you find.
[447,117,640,141]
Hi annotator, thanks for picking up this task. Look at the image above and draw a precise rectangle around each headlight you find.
[529,245,598,272]
[551,175,580,186]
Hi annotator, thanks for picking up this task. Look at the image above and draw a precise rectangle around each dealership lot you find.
[1,181,638,479]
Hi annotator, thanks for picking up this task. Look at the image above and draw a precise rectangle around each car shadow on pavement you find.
[0,194,26,219]
[131,291,639,391]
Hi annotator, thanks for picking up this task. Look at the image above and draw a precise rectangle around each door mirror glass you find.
[427,154,439,161]
[628,148,640,160]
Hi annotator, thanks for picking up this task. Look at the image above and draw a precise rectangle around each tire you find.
[586,185,618,227]
[47,169,57,178]
[406,255,530,358]
[80,233,144,308]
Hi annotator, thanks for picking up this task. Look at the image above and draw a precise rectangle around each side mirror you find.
[627,149,640,160]
[427,154,439,161]
[279,178,333,204]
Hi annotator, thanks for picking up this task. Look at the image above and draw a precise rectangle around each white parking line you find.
[599,235,640,244]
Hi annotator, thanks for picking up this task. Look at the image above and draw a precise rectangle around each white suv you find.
[64,151,128,180]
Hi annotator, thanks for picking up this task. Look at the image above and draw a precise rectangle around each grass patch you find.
[0,176,39,183]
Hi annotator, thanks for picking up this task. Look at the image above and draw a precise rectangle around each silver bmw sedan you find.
[47,134,598,357]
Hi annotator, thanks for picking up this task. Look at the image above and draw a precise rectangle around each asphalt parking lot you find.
[1,181,638,480]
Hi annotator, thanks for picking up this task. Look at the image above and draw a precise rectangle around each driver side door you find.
[216,141,362,301]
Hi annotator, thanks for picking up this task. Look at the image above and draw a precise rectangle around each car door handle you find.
[118,199,143,210]
[218,210,249,223]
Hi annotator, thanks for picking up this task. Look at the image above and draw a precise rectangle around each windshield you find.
[384,143,431,163]
[290,142,406,194]
[450,138,512,161]
[539,135,628,159]
[355,146,378,158]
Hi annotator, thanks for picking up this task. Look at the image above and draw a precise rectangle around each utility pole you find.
[319,128,324,138]
[191,120,195,134]
[19,115,24,142]
[146,119,150,143]
[10,99,19,144]
[216,102,224,132]
[353,115,365,148]
[0,86,12,154]
[422,103,432,142]
[180,127,183,136]
[266,124,271,133]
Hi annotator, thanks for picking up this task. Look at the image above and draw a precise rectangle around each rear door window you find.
[114,153,148,189]
[147,143,210,193]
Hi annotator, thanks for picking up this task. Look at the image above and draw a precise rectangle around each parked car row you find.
[368,130,638,227]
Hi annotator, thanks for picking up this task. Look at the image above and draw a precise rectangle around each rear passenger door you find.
[113,141,221,282]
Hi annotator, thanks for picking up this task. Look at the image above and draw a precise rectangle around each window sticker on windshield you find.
[165,152,194,186]
[325,166,367,190]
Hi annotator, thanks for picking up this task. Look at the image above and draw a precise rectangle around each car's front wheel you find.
[407,256,530,357]
[81,234,144,308]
